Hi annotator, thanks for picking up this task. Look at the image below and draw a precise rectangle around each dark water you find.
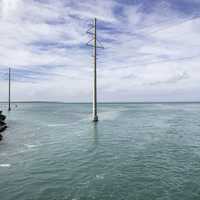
[0,103,200,200]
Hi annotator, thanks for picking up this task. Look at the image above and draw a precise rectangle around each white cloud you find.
[0,0,200,102]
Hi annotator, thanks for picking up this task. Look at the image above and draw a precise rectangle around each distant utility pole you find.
[8,68,11,111]
[86,18,104,122]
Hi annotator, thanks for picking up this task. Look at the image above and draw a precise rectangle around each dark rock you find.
[0,121,7,132]
[0,111,7,134]
[0,114,6,121]
[0,110,6,121]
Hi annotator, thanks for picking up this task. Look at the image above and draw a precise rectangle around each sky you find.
[0,0,200,102]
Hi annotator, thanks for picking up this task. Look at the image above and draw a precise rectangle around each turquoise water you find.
[1,103,200,200]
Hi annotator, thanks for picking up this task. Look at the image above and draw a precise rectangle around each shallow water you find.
[0,103,200,200]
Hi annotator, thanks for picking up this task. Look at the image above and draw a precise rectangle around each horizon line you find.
[0,101,200,104]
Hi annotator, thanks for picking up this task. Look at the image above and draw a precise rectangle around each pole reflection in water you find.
[87,123,99,153]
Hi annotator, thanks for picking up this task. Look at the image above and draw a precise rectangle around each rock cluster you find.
[0,111,7,140]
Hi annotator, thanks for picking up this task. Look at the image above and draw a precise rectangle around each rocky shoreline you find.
[0,111,7,141]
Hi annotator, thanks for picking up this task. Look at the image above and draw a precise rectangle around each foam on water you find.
[0,164,11,168]
[47,124,67,127]
[95,174,104,180]
[24,144,38,148]
[99,109,124,121]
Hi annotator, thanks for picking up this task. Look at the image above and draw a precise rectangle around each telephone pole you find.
[8,68,11,111]
[86,18,104,122]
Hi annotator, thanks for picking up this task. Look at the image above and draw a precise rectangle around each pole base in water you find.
[93,115,98,122]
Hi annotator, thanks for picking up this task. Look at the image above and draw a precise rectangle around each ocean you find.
[0,102,200,200]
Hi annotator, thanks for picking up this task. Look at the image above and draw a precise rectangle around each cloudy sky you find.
[0,0,200,102]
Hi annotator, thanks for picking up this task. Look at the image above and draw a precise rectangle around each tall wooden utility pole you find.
[8,68,11,111]
[86,18,104,122]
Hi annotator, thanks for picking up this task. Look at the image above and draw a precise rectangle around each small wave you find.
[113,156,119,160]
[0,153,7,156]
[0,164,11,168]
[47,124,67,127]
[24,144,37,148]
[99,111,120,121]
[99,107,129,121]
[96,174,104,180]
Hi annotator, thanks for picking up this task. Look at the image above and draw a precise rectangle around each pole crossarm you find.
[86,38,95,46]
[86,20,104,50]
[96,39,104,49]
[86,43,104,49]
[86,31,94,35]
[86,36,104,49]
[86,25,95,35]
